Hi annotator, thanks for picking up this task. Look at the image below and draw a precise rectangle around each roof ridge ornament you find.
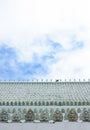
[88,79,90,82]
[83,79,85,82]
[56,79,59,82]
[65,79,67,82]
[69,79,71,82]
[0,79,90,82]
[79,79,81,82]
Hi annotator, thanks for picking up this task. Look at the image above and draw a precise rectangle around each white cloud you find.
[0,0,90,79]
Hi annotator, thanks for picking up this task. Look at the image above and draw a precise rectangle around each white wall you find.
[0,122,90,130]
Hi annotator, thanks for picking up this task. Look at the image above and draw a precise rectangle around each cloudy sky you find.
[0,0,90,81]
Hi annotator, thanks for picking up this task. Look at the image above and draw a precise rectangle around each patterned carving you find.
[40,110,49,122]
[12,113,20,122]
[53,109,63,121]
[68,109,78,121]
[80,109,90,122]
[25,109,35,121]
[0,110,8,122]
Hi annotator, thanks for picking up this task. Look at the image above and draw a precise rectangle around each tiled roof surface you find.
[0,82,90,102]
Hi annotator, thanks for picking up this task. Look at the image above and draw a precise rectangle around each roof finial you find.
[36,79,38,82]
[60,79,62,82]
[65,79,67,82]
[83,79,85,82]
[88,79,90,82]
[79,79,81,82]
[46,79,48,82]
[56,79,59,82]
[69,79,71,82]
[41,79,43,82]
[74,79,76,82]
[50,79,52,82]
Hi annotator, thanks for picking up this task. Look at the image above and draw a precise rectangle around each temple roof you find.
[0,81,90,104]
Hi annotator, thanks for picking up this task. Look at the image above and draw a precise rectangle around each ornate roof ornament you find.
[0,110,8,122]
[53,109,63,121]
[12,113,20,122]
[67,109,78,121]
[25,109,35,122]
[80,109,90,122]
[40,110,49,122]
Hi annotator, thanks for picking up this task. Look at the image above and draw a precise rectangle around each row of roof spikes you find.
[0,79,90,82]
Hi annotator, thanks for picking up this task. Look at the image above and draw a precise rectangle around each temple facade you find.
[0,81,90,123]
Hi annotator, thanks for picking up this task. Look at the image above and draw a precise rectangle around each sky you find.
[0,0,90,81]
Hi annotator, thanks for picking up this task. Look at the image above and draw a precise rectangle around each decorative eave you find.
[0,101,90,106]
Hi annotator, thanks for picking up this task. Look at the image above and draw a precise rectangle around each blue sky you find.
[0,0,90,81]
